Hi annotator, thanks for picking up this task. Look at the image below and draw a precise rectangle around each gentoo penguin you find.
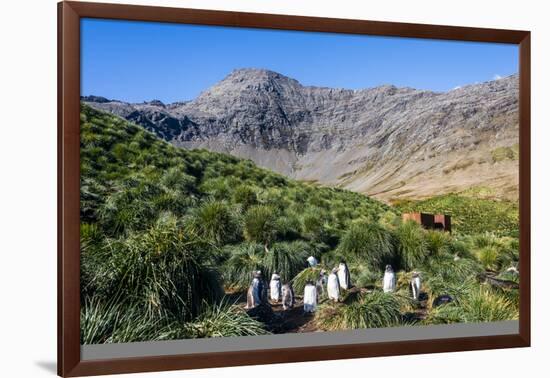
[269,272,282,303]
[382,265,396,293]
[410,271,422,301]
[337,261,351,290]
[327,268,340,302]
[316,269,327,297]
[246,270,265,309]
[307,256,319,267]
[303,281,318,313]
[281,283,295,310]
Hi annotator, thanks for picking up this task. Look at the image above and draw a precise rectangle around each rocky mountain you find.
[83,68,519,201]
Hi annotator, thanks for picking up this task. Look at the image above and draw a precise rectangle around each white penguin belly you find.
[303,285,317,312]
[412,277,421,299]
[337,265,349,289]
[383,273,395,293]
[327,274,340,300]
[270,280,281,301]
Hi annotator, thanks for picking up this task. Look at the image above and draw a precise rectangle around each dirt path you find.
[227,290,320,333]
[269,298,319,333]
[230,288,430,333]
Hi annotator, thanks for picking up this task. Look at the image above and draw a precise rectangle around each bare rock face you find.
[83,68,519,201]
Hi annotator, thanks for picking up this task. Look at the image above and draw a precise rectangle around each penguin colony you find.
[246,258,422,314]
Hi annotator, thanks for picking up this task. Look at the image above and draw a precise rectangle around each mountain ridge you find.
[83,68,519,201]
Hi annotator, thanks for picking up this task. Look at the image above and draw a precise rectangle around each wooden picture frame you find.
[58,1,531,376]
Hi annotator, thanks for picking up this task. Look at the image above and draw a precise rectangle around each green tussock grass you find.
[315,291,407,330]
[338,220,395,271]
[426,286,519,324]
[171,299,270,338]
[396,221,429,270]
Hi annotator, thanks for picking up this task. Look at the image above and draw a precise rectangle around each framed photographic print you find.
[58,1,531,376]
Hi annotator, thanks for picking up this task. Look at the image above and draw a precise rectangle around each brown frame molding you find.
[58,1,531,376]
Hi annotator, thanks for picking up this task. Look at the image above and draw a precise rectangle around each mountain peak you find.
[228,67,289,79]
[219,68,300,87]
[194,68,301,102]
[145,99,165,107]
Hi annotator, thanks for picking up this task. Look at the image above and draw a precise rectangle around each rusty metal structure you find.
[402,212,451,232]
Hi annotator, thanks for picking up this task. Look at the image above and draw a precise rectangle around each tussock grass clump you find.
[495,237,520,271]
[315,291,403,330]
[471,233,497,249]
[423,276,478,306]
[223,243,266,290]
[231,184,258,210]
[81,296,173,344]
[274,211,303,241]
[81,297,269,344]
[396,221,428,270]
[160,166,196,193]
[427,287,519,324]
[449,239,477,260]
[422,254,483,284]
[349,264,380,288]
[460,233,518,272]
[338,220,395,271]
[301,207,330,242]
[224,240,310,288]
[420,251,483,311]
[185,200,241,245]
[243,205,278,247]
[477,246,499,271]
[82,213,223,322]
[264,241,309,282]
[176,300,270,338]
[425,230,452,257]
[97,177,159,236]
[378,210,401,230]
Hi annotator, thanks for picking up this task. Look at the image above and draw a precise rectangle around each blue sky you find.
[81,18,519,104]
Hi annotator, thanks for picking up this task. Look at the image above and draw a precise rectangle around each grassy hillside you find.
[80,104,396,342]
[80,104,519,343]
